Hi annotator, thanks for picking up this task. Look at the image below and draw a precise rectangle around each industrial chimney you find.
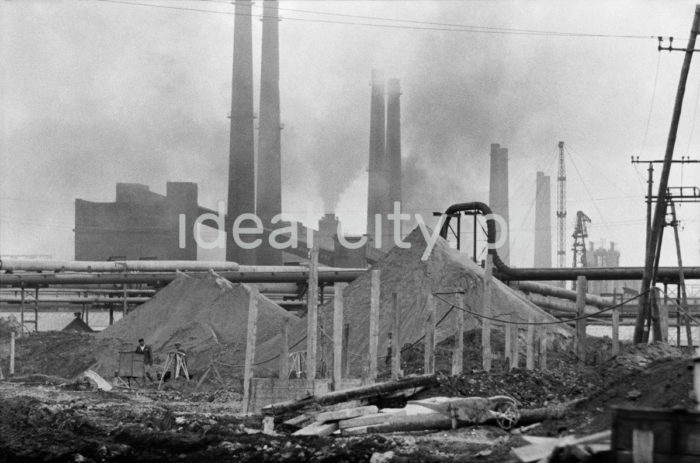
[256,0,283,265]
[534,171,552,267]
[226,0,256,264]
[386,78,402,213]
[366,70,390,251]
[489,143,510,264]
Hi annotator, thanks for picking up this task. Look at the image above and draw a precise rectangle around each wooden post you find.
[33,288,39,332]
[510,313,519,369]
[632,428,654,463]
[306,243,319,381]
[333,283,346,390]
[451,292,464,376]
[504,322,512,371]
[659,295,669,343]
[10,331,16,375]
[424,293,436,375]
[109,306,114,326]
[368,270,380,383]
[122,285,128,318]
[612,305,620,357]
[538,326,547,370]
[342,324,350,378]
[19,287,25,338]
[242,286,260,414]
[526,315,535,370]
[482,255,493,372]
[278,318,289,380]
[576,276,587,368]
[391,292,402,380]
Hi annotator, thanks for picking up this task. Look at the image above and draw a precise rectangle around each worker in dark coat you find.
[136,338,154,381]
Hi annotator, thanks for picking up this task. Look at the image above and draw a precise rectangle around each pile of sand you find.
[92,271,300,378]
[255,227,570,377]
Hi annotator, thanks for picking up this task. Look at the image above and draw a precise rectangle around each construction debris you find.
[511,430,611,462]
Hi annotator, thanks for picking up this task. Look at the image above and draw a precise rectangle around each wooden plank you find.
[632,428,654,463]
[361,412,452,434]
[539,326,547,370]
[575,276,587,369]
[262,374,438,416]
[316,405,378,423]
[292,421,339,437]
[424,293,436,375]
[511,313,519,369]
[10,331,15,375]
[368,269,380,383]
[342,324,350,378]
[333,283,346,389]
[526,314,535,370]
[482,255,493,372]
[612,305,620,356]
[278,318,289,380]
[391,292,402,380]
[307,243,319,381]
[505,321,512,370]
[452,292,464,375]
[659,301,669,343]
[242,286,260,415]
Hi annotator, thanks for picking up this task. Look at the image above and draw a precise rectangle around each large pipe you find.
[0,259,240,273]
[227,0,257,265]
[256,0,283,265]
[0,267,365,286]
[0,296,151,304]
[512,281,611,307]
[439,201,700,282]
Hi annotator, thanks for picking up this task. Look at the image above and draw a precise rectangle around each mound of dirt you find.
[91,272,301,380]
[255,227,570,377]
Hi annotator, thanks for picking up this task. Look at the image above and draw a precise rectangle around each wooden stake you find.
[307,243,319,381]
[511,313,519,369]
[122,285,128,318]
[538,326,547,370]
[526,315,535,370]
[632,428,654,463]
[10,331,16,376]
[482,254,493,372]
[368,270,380,383]
[612,305,620,357]
[19,287,24,338]
[504,321,512,370]
[424,293,436,375]
[342,324,350,378]
[279,318,289,380]
[451,292,464,376]
[333,283,346,390]
[576,276,587,368]
[242,286,260,414]
[391,292,402,380]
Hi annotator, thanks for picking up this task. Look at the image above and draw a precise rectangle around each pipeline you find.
[0,259,241,273]
[439,201,700,282]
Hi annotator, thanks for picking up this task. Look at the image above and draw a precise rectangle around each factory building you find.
[74,182,198,261]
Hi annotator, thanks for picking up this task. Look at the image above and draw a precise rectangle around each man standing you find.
[135,338,153,382]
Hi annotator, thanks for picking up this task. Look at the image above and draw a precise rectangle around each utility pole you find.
[669,201,694,349]
[635,6,700,344]
[556,141,567,284]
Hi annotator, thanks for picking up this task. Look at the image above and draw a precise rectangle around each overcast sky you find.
[2,0,699,271]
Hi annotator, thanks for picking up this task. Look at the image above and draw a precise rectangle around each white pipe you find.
[0,259,241,273]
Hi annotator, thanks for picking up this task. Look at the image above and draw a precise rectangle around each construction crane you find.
[572,210,592,269]
[556,141,567,270]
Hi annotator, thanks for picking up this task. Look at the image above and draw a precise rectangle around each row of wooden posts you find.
[239,253,581,412]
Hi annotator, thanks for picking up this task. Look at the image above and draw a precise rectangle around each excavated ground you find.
[0,329,695,462]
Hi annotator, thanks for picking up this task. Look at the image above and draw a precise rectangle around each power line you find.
[639,53,662,156]
[97,0,658,40]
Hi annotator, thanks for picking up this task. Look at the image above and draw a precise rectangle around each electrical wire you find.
[97,0,659,40]
[639,53,662,157]
[432,289,651,326]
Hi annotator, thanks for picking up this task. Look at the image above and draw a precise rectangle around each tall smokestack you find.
[366,70,390,251]
[489,143,510,264]
[534,171,552,267]
[256,0,282,265]
[386,78,402,212]
[226,0,256,264]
